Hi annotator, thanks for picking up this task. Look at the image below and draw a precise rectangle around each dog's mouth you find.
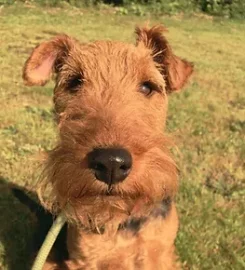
[105,184,114,196]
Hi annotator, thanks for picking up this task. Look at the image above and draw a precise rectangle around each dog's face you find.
[23,26,193,215]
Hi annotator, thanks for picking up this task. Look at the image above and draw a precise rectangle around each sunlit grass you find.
[0,3,244,269]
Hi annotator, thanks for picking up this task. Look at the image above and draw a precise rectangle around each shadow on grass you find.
[0,177,68,270]
[0,177,36,270]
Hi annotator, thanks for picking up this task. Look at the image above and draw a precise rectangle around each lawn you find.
[0,3,244,270]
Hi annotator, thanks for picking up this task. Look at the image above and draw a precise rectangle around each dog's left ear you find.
[135,25,193,92]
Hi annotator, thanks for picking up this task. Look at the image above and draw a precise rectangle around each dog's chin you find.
[67,178,141,200]
[70,190,139,202]
[64,193,137,228]
[67,184,142,209]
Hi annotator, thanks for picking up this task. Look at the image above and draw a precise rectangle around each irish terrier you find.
[22,25,193,269]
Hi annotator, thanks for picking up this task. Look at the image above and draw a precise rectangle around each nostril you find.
[120,164,130,171]
[92,162,107,172]
[120,165,126,171]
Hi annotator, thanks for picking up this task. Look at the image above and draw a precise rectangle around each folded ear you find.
[23,35,75,86]
[135,25,193,92]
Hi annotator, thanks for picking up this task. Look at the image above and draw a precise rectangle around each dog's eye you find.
[66,75,83,93]
[139,82,158,96]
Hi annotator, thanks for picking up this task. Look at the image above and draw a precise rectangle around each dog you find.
[21,24,193,269]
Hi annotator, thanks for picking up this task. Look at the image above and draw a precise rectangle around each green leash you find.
[31,211,67,270]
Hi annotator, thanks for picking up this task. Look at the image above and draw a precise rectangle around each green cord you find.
[31,211,67,270]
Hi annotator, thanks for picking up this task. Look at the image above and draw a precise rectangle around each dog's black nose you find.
[87,148,132,185]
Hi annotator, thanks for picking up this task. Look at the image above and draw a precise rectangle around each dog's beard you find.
[39,141,177,225]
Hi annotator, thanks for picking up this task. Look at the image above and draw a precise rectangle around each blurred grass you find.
[0,3,244,270]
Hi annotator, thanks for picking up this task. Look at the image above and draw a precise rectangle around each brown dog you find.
[23,25,193,269]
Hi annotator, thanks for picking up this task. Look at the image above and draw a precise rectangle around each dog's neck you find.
[66,197,173,262]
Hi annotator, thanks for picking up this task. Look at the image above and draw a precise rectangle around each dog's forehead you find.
[68,40,154,71]
[79,40,149,59]
[65,40,163,84]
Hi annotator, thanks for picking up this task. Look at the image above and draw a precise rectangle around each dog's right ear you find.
[23,35,75,86]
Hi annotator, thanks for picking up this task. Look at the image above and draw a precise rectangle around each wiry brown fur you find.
[23,24,193,269]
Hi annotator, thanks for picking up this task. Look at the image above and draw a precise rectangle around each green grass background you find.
[0,3,244,270]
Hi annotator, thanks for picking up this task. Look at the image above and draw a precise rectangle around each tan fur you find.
[64,204,179,270]
[23,24,193,269]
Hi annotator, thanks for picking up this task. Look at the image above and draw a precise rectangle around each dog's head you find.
[23,25,193,220]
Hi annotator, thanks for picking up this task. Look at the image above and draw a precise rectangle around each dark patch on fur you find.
[118,216,148,234]
[118,198,172,234]
[151,197,172,219]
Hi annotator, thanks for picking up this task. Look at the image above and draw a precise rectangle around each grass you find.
[0,3,244,270]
